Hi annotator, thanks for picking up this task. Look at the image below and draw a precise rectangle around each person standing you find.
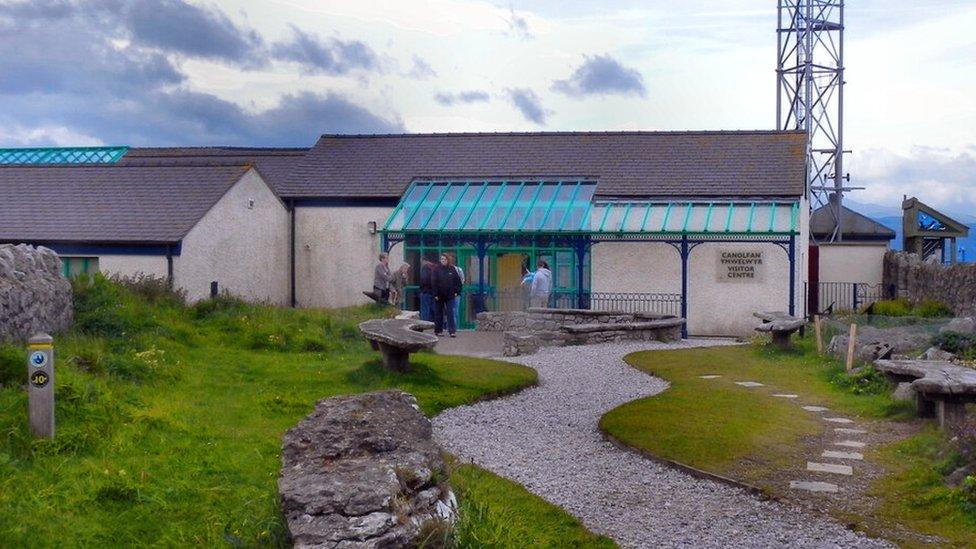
[449,253,465,327]
[530,260,552,308]
[432,253,462,337]
[419,256,435,321]
[373,252,394,303]
[389,263,411,308]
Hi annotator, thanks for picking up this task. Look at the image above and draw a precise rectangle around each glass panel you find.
[486,184,522,229]
[750,203,773,233]
[542,184,578,231]
[684,204,710,232]
[429,185,466,230]
[504,185,540,230]
[621,203,649,232]
[524,184,557,230]
[600,203,628,232]
[404,184,447,230]
[444,185,483,230]
[727,203,752,232]
[470,184,502,229]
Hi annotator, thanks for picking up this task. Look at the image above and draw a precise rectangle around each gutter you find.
[289,199,296,308]
[166,243,174,290]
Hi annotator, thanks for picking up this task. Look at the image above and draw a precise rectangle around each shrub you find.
[71,274,155,338]
[0,344,24,387]
[932,332,976,358]
[870,299,913,317]
[831,365,890,396]
[109,273,186,305]
[915,299,954,318]
[190,293,249,320]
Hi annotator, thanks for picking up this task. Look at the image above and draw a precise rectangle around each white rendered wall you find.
[98,255,169,279]
[175,169,290,304]
[591,239,797,337]
[818,243,887,285]
[294,206,397,308]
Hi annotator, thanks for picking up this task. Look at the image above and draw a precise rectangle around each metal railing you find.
[400,286,682,317]
[804,282,892,316]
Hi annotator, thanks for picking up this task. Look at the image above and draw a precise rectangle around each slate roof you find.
[811,204,896,241]
[0,164,251,243]
[281,130,807,199]
[119,147,306,194]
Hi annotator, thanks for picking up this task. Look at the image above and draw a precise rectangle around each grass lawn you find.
[599,337,975,545]
[0,275,601,547]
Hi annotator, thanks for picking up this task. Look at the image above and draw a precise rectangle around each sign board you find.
[716,250,765,282]
[27,333,54,439]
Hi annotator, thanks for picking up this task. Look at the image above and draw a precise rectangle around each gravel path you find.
[433,340,891,548]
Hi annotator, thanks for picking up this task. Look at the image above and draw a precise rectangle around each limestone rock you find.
[920,346,955,361]
[892,382,916,401]
[941,317,976,335]
[0,244,73,343]
[279,391,456,549]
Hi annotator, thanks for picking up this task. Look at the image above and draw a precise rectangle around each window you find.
[61,257,99,277]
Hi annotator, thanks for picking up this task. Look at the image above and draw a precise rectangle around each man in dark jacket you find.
[431,253,462,337]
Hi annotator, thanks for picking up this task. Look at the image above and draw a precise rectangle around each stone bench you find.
[873,359,976,428]
[559,318,684,345]
[754,311,807,350]
[359,318,438,372]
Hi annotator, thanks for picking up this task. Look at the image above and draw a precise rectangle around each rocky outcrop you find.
[0,244,73,343]
[279,391,456,548]
[884,251,976,315]
[827,325,933,363]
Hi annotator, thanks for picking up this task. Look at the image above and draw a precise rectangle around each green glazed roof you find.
[382,180,799,236]
[0,146,128,164]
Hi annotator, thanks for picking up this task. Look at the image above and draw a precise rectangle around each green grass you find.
[871,428,976,548]
[450,462,617,548]
[599,338,911,475]
[0,275,546,546]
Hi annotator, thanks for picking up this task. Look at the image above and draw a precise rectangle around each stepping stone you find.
[834,427,867,435]
[773,393,799,398]
[699,375,722,379]
[789,480,839,493]
[823,417,854,424]
[807,462,853,475]
[822,450,863,460]
[802,406,829,412]
[834,440,866,449]
[734,381,765,387]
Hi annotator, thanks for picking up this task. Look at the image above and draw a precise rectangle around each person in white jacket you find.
[530,260,552,308]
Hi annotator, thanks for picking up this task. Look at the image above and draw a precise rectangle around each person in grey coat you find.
[372,252,394,302]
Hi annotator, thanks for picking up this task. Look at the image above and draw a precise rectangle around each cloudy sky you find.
[1,0,974,213]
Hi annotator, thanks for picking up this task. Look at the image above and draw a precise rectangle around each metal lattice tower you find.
[776,0,855,242]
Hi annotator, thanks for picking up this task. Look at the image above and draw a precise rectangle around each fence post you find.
[814,315,823,354]
[852,283,859,311]
[845,323,858,373]
[27,333,55,439]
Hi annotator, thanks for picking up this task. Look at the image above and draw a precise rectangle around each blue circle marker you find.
[29,351,47,368]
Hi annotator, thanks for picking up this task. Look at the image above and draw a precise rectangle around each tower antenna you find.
[777,1,857,242]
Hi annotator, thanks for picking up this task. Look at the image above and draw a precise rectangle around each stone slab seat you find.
[874,359,976,428]
[753,311,807,350]
[560,318,685,334]
[359,318,438,372]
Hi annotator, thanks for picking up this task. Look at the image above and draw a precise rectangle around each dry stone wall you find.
[0,244,73,343]
[884,251,976,315]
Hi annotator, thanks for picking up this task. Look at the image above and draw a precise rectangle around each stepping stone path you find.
[823,417,854,424]
[789,480,839,493]
[835,440,866,448]
[801,405,830,412]
[773,393,799,398]
[699,374,722,379]
[822,450,864,460]
[835,427,867,434]
[807,462,854,475]
[734,381,765,387]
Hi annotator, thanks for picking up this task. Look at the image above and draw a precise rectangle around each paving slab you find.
[772,393,799,398]
[699,375,722,379]
[835,440,866,448]
[835,427,868,434]
[823,417,854,424]
[822,450,864,460]
[789,480,840,493]
[807,462,854,475]
[734,381,765,387]
[802,405,829,412]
